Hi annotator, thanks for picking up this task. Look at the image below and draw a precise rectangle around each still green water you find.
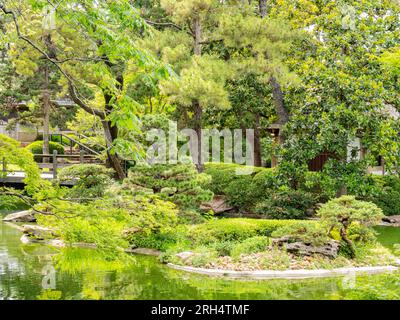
[1,214,400,300]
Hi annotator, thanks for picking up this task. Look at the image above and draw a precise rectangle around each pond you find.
[1,213,400,300]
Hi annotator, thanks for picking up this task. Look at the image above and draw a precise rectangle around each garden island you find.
[1,0,400,300]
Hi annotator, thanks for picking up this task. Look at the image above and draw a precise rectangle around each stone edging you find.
[167,263,399,279]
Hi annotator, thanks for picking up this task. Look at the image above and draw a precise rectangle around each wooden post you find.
[2,157,6,173]
[53,150,58,178]
[80,150,84,164]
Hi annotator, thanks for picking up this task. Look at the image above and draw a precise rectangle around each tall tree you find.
[274,0,400,192]
[217,1,298,166]
[1,0,168,179]
[143,0,232,171]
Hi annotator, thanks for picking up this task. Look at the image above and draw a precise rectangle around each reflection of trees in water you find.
[49,248,342,300]
[0,221,48,299]
[3,221,400,300]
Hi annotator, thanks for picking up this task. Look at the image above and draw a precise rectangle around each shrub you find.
[255,190,316,219]
[362,175,400,216]
[230,236,270,259]
[36,199,132,252]
[204,163,276,211]
[271,222,330,246]
[299,171,337,202]
[37,195,179,253]
[187,218,316,245]
[57,164,114,200]
[115,195,179,237]
[317,196,384,258]
[212,241,235,257]
[189,248,218,268]
[25,141,65,162]
[347,222,377,244]
[50,134,73,146]
[123,163,213,209]
[223,175,255,210]
[0,134,41,194]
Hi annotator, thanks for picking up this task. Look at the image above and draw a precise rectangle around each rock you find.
[200,196,234,214]
[3,210,36,223]
[175,251,196,261]
[272,236,340,258]
[20,234,65,247]
[21,225,58,240]
[122,227,142,237]
[382,215,400,225]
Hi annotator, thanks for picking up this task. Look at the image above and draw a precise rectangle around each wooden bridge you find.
[1,131,106,187]
[1,151,102,186]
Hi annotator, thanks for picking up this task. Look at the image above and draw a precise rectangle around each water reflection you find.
[1,217,400,300]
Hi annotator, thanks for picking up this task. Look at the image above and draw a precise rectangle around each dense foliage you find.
[318,196,384,257]
[57,164,114,200]
[123,164,213,209]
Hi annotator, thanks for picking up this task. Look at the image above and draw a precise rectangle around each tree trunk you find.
[340,226,355,259]
[101,119,126,180]
[270,76,289,126]
[192,15,204,172]
[259,0,267,18]
[254,113,262,167]
[193,15,202,56]
[193,100,204,172]
[257,0,290,167]
[336,184,348,197]
[42,63,50,163]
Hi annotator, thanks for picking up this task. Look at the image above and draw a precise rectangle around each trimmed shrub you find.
[123,163,213,209]
[57,164,114,200]
[254,190,316,219]
[317,195,384,258]
[25,141,64,162]
[187,218,316,244]
[204,162,276,211]
[271,222,330,246]
[49,134,73,146]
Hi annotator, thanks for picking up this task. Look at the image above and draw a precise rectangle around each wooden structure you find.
[1,150,102,186]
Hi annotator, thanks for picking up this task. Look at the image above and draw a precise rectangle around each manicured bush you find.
[57,164,114,200]
[25,140,65,162]
[187,218,316,245]
[230,236,270,259]
[271,222,330,246]
[317,196,384,258]
[123,163,213,209]
[49,134,73,146]
[254,190,316,219]
[204,162,276,211]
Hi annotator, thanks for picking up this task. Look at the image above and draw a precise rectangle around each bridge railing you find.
[2,150,103,179]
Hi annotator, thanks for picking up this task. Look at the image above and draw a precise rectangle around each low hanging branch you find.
[0,189,51,215]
